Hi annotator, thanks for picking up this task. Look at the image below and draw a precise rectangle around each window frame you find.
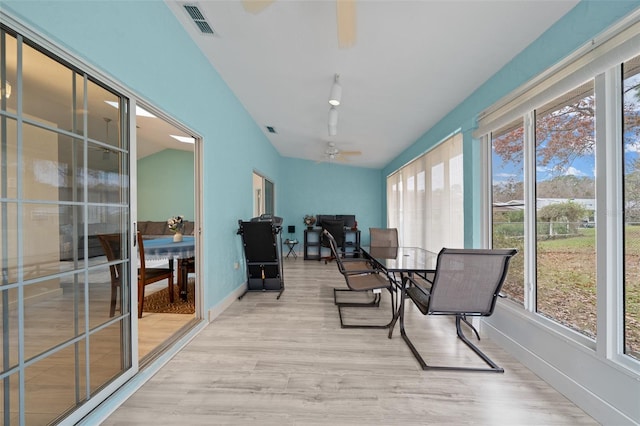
[480,25,640,373]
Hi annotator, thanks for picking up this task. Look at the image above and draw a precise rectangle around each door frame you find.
[0,11,206,425]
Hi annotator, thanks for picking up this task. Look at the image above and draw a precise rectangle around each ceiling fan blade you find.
[340,150,361,156]
[242,0,275,14]
[336,0,356,48]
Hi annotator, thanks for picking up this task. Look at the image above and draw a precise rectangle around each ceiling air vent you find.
[183,4,214,35]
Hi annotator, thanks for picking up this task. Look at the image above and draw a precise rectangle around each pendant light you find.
[328,106,338,136]
[328,74,341,106]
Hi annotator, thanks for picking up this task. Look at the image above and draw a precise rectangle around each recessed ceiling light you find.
[104,101,156,118]
[170,135,195,144]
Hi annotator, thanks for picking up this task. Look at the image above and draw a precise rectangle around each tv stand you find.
[304,228,360,260]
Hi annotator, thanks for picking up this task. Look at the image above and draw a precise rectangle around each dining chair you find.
[324,230,395,328]
[369,227,400,282]
[400,247,517,372]
[97,233,123,317]
[369,227,399,248]
[178,256,195,298]
[137,231,174,318]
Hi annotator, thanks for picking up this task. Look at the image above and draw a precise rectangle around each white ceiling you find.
[166,0,579,168]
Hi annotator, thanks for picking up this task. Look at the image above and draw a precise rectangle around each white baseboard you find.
[207,281,247,322]
[483,304,639,425]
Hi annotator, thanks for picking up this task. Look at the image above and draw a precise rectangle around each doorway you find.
[134,106,200,362]
[253,172,274,218]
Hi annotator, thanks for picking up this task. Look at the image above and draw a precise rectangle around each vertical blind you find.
[387,133,464,252]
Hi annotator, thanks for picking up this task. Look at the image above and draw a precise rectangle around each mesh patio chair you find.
[369,227,401,285]
[369,227,399,248]
[324,230,395,328]
[400,247,517,372]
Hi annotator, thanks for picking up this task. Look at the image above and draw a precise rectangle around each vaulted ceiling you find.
[166,0,579,168]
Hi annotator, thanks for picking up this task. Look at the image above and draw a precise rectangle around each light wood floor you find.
[103,258,596,425]
[138,311,194,360]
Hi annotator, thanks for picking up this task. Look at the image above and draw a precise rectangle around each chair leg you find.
[399,293,504,373]
[168,273,174,304]
[110,282,118,317]
[336,288,394,329]
[454,316,504,372]
[138,281,144,319]
[460,314,481,340]
[168,260,175,303]
[333,288,380,307]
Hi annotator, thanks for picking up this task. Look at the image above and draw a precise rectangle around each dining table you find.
[361,246,438,338]
[142,236,196,301]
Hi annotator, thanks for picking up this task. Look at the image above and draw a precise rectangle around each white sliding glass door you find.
[1,27,133,424]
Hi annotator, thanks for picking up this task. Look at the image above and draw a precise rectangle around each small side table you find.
[283,239,298,258]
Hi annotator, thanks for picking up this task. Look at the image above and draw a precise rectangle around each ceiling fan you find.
[242,0,357,48]
[320,142,361,163]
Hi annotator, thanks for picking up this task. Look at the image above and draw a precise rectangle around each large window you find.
[535,82,597,340]
[623,55,640,360]
[387,133,463,252]
[491,118,525,305]
[483,42,640,366]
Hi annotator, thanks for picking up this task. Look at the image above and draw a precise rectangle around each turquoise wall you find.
[382,0,640,247]
[137,149,195,221]
[1,0,284,309]
[1,0,383,311]
[278,157,383,246]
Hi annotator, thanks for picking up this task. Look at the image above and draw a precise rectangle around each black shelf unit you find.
[304,228,321,260]
[304,228,360,260]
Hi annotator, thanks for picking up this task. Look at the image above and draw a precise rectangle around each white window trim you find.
[479,19,640,426]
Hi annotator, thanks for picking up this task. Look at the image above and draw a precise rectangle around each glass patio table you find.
[361,246,438,338]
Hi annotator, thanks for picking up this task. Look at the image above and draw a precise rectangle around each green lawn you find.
[494,225,639,359]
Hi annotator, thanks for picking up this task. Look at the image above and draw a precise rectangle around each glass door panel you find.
[1,27,132,424]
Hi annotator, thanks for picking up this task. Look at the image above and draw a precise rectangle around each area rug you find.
[143,279,195,314]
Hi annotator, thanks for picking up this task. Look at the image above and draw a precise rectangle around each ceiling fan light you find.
[328,74,341,106]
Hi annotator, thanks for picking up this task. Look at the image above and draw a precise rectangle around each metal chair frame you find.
[325,230,395,329]
[400,247,517,373]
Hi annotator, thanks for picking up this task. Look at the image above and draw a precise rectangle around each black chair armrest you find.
[403,275,431,314]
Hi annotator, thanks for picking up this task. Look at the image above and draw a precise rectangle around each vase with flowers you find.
[303,214,316,230]
[167,215,185,242]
